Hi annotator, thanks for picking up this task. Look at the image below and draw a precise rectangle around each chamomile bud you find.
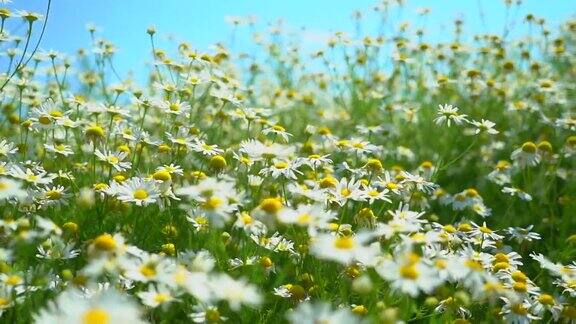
[352,275,373,294]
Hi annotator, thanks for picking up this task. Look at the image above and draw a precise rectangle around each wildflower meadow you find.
[0,0,575,323]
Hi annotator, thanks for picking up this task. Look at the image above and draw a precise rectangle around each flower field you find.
[0,1,575,323]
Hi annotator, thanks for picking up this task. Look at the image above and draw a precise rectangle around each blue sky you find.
[5,0,575,79]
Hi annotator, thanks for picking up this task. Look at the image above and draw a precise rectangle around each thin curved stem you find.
[0,0,52,92]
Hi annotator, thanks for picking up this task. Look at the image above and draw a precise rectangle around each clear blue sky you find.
[5,0,575,79]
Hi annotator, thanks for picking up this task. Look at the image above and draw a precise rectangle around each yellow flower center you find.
[511,304,528,315]
[493,253,509,263]
[152,170,171,181]
[154,293,170,303]
[38,116,52,125]
[443,225,456,233]
[25,174,39,183]
[367,190,379,197]
[241,213,253,224]
[399,264,419,280]
[49,110,63,118]
[538,294,554,305]
[521,141,537,153]
[86,125,105,138]
[83,308,109,324]
[5,275,22,286]
[435,259,447,269]
[202,196,223,210]
[133,189,149,200]
[274,161,288,169]
[319,176,337,188]
[333,236,354,250]
[513,282,527,293]
[93,234,117,251]
[340,188,351,197]
[511,271,528,282]
[464,259,483,271]
[259,198,283,214]
[465,188,479,197]
[140,265,157,278]
[297,213,311,224]
[205,309,221,322]
[106,156,119,165]
[45,190,62,200]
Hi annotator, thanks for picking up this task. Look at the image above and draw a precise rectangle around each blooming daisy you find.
[115,177,159,206]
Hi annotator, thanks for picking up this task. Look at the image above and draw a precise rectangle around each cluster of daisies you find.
[0,0,575,323]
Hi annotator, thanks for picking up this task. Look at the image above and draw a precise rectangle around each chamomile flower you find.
[137,286,174,308]
[209,275,262,310]
[277,204,334,235]
[192,139,225,156]
[376,252,442,297]
[44,143,74,156]
[287,301,359,324]
[10,166,55,185]
[0,177,27,201]
[505,226,541,244]
[34,288,145,324]
[262,124,293,142]
[0,139,18,157]
[115,177,159,206]
[310,232,378,265]
[158,99,191,116]
[329,177,365,205]
[502,187,532,201]
[38,185,69,206]
[95,149,132,172]
[470,119,499,135]
[259,159,302,180]
[190,304,228,323]
[511,142,540,167]
[434,104,468,127]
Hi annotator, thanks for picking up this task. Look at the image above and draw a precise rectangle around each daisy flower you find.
[209,274,262,311]
[505,225,541,244]
[511,141,540,167]
[262,124,293,142]
[158,99,191,116]
[277,204,334,235]
[434,104,468,127]
[376,252,442,297]
[44,143,74,157]
[297,154,332,170]
[34,288,145,324]
[192,139,225,156]
[502,187,532,201]
[115,177,159,206]
[329,177,365,206]
[0,139,18,157]
[10,166,55,185]
[287,301,359,324]
[137,285,174,308]
[0,177,27,201]
[95,149,132,172]
[469,119,499,135]
[259,159,302,180]
[310,232,378,265]
[190,304,228,323]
